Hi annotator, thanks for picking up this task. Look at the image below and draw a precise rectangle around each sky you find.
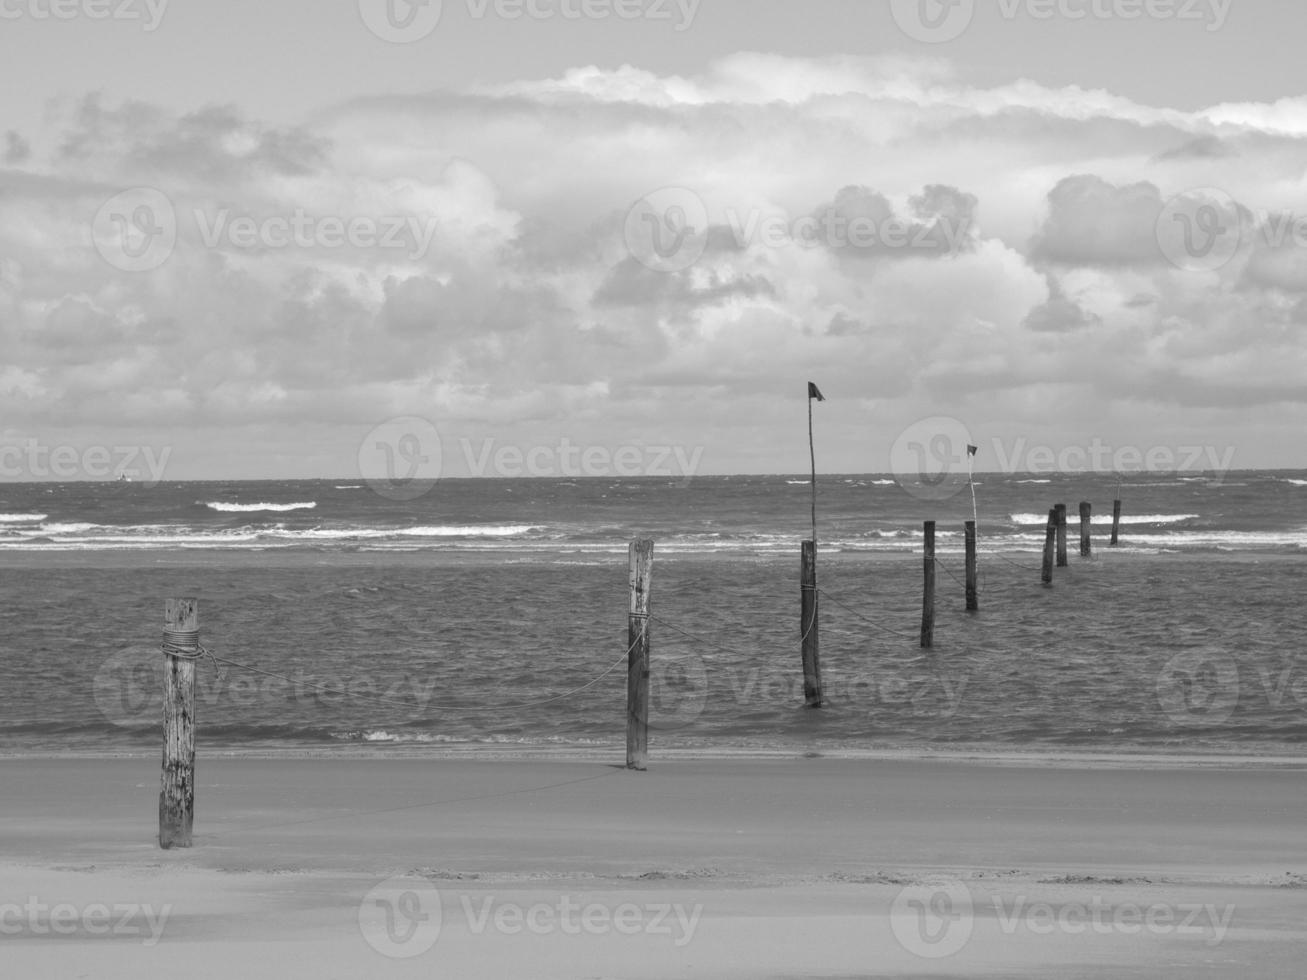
[2,0,1307,480]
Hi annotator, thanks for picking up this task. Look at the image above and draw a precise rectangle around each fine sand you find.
[2,755,1305,978]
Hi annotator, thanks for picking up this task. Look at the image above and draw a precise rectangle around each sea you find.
[2,471,1306,760]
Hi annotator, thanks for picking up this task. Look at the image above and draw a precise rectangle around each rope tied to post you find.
[161,628,226,682]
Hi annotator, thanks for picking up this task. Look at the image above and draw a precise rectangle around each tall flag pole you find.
[967,443,979,527]
[807,382,825,546]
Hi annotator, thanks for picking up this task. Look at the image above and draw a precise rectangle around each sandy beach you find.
[2,754,1304,978]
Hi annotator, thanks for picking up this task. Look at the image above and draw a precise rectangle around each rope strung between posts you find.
[816,588,918,640]
[159,632,641,713]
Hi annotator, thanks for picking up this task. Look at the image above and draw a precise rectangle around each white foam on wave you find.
[0,513,47,522]
[1016,479,1051,484]
[204,501,317,513]
[1283,479,1307,487]
[1009,512,1199,526]
[283,524,542,540]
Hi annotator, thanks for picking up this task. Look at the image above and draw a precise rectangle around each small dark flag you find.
[807,382,825,402]
[967,445,978,457]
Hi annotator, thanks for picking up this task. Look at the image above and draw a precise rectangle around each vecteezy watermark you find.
[890,417,976,503]
[889,417,1237,502]
[1155,650,1241,725]
[1156,188,1307,273]
[459,438,705,481]
[358,0,699,43]
[0,440,171,484]
[92,646,441,728]
[359,878,443,959]
[890,878,1234,958]
[359,878,703,958]
[722,207,971,257]
[624,187,710,273]
[91,188,440,272]
[92,187,177,273]
[0,0,170,31]
[358,416,443,502]
[724,665,969,719]
[193,208,437,260]
[0,897,172,944]
[1155,650,1307,728]
[891,0,1229,43]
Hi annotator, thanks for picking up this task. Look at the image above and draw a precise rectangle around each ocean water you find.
[1,472,1305,758]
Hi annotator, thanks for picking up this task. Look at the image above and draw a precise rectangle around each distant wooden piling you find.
[1041,509,1057,586]
[921,521,936,648]
[1055,504,1068,567]
[964,520,978,612]
[159,598,198,849]
[626,539,654,771]
[1079,502,1092,558]
[800,540,823,707]
[1110,499,1122,547]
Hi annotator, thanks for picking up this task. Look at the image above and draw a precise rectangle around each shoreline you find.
[4,743,1307,769]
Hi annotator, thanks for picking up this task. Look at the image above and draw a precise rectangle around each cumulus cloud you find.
[5,53,1307,474]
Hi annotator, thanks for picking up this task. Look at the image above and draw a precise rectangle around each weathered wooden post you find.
[921,521,936,648]
[1041,509,1057,586]
[964,520,978,612]
[800,540,823,707]
[626,539,654,771]
[1110,499,1122,547]
[160,598,198,849]
[1055,504,1068,567]
[1079,502,1092,558]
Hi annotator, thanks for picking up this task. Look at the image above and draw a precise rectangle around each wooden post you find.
[1055,504,1068,567]
[800,540,823,707]
[964,520,978,612]
[626,539,654,771]
[920,521,936,648]
[1041,509,1057,586]
[159,598,198,849]
[1110,499,1122,547]
[1079,502,1092,558]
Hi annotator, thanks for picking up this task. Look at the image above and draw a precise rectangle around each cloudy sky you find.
[3,0,1307,480]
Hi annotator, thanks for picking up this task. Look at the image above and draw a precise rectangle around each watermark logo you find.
[459,894,703,945]
[1156,187,1244,272]
[724,665,969,718]
[891,0,975,43]
[92,187,177,273]
[891,880,1235,958]
[358,0,443,42]
[637,650,709,731]
[193,208,438,260]
[93,646,163,727]
[0,440,172,484]
[723,207,970,256]
[890,416,975,502]
[892,0,1230,43]
[0,898,172,943]
[359,877,443,958]
[93,647,442,729]
[891,419,1237,501]
[458,438,704,481]
[1156,649,1240,725]
[359,416,443,501]
[624,186,709,273]
[890,878,974,958]
[0,0,170,30]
